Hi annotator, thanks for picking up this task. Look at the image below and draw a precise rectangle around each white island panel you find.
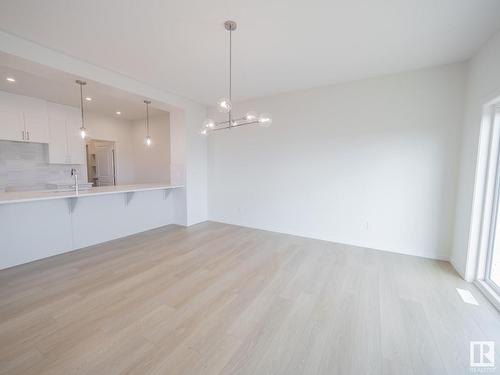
[0,198,73,269]
[0,185,185,269]
[72,189,175,249]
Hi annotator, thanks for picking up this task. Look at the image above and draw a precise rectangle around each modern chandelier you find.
[201,20,272,135]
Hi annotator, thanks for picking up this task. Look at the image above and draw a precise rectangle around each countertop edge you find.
[0,184,184,205]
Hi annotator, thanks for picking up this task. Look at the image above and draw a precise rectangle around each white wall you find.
[452,30,500,279]
[208,63,466,260]
[132,113,170,183]
[184,106,208,225]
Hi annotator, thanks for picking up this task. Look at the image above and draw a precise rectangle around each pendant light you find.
[76,80,88,139]
[201,20,272,134]
[144,100,152,146]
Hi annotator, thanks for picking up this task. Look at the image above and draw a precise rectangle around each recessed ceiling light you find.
[6,77,15,83]
[116,111,121,115]
[85,97,92,101]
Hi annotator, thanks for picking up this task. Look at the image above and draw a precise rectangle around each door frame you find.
[85,138,117,186]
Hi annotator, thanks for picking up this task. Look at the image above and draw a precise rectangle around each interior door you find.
[94,142,116,186]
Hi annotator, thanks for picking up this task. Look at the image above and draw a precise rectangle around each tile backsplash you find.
[0,140,84,192]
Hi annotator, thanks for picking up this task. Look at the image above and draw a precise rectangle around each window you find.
[474,100,500,309]
[485,130,500,292]
[487,220,500,289]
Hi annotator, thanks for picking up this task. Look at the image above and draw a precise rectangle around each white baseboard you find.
[208,219,450,261]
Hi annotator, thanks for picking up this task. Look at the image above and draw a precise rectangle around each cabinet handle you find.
[26,131,30,140]
[22,130,25,140]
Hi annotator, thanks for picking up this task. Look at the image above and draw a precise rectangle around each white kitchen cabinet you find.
[0,92,50,143]
[23,112,49,143]
[47,103,85,165]
[47,117,67,164]
[66,120,85,165]
[0,92,84,164]
[0,110,25,141]
[0,110,49,143]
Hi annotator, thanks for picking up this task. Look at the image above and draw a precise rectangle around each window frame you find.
[472,101,500,311]
[484,106,500,295]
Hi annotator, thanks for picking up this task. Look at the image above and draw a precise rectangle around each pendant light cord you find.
[79,82,85,128]
[146,101,150,136]
[229,29,232,103]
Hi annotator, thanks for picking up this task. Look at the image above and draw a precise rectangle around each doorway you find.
[86,139,116,187]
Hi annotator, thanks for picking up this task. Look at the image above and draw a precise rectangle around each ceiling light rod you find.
[201,21,272,134]
[212,120,260,131]
[211,115,260,128]
[215,116,257,126]
[76,80,88,139]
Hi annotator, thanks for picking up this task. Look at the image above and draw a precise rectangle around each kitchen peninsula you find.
[0,183,184,270]
[0,82,184,270]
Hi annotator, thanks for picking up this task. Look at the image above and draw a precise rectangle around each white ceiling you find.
[0,0,499,105]
[0,53,165,120]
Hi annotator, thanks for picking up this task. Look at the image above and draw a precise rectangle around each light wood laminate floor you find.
[1,222,499,375]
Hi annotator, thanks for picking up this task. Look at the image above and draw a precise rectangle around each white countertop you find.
[0,183,183,205]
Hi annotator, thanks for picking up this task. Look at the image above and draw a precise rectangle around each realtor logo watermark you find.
[470,341,495,373]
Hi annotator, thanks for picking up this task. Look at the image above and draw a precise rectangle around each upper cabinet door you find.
[24,112,49,143]
[66,120,85,165]
[47,103,84,165]
[0,110,25,141]
[48,116,68,164]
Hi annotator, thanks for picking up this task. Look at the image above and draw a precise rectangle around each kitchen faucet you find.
[71,168,79,195]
